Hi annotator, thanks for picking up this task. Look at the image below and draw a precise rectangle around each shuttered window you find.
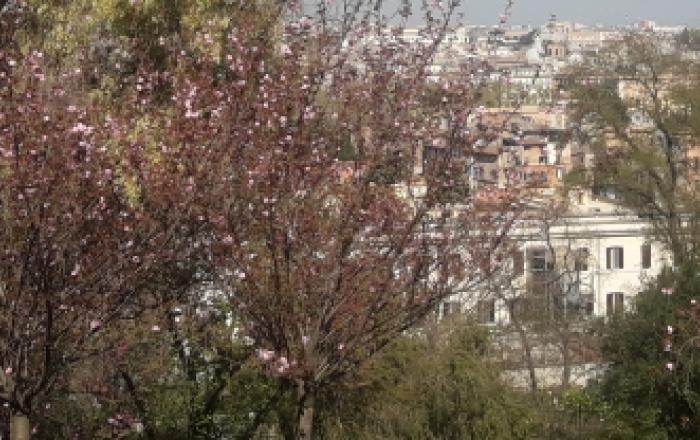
[641,244,652,269]
[606,293,624,316]
[606,247,624,270]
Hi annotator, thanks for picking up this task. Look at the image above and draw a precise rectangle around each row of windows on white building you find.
[441,228,666,323]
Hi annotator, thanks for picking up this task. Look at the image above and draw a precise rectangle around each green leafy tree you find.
[315,321,534,440]
[596,265,700,439]
[569,34,700,265]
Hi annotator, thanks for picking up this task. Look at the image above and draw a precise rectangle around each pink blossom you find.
[256,348,275,362]
[89,320,101,331]
[299,16,313,29]
[276,356,290,373]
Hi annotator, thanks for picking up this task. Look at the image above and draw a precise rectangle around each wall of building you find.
[443,202,672,323]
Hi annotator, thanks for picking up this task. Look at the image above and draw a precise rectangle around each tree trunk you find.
[509,301,538,393]
[514,324,538,393]
[296,380,315,440]
[10,414,30,440]
[560,334,571,388]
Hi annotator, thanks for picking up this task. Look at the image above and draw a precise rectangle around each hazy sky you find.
[386,0,700,26]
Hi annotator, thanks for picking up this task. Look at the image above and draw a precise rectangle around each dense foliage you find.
[316,322,533,440]
[597,266,700,439]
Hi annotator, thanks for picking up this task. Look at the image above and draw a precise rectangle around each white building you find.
[435,197,673,388]
[444,197,672,323]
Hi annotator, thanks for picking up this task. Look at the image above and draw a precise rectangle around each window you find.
[606,292,624,316]
[477,299,496,323]
[509,297,529,321]
[606,246,624,270]
[574,248,589,272]
[581,294,595,316]
[442,301,461,318]
[528,248,551,272]
[512,250,524,276]
[641,244,651,269]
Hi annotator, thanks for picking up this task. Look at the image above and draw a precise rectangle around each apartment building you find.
[431,194,672,389]
[443,196,671,325]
